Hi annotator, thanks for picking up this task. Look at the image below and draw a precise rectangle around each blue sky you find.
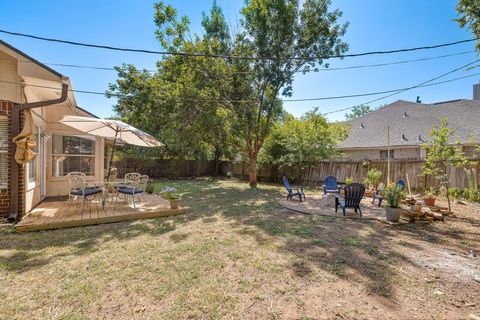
[1,0,478,121]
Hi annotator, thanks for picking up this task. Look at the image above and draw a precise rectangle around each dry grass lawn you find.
[1,178,479,319]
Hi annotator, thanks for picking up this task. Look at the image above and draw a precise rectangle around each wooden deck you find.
[16,194,185,232]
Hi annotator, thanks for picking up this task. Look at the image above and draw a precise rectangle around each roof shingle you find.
[337,99,480,149]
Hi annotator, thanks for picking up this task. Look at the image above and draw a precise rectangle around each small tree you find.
[422,117,466,211]
[364,168,382,190]
[259,108,349,167]
[345,105,372,121]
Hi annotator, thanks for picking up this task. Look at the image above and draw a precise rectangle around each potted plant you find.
[382,183,405,222]
[160,187,182,209]
[424,189,436,206]
[145,183,154,194]
[345,177,354,185]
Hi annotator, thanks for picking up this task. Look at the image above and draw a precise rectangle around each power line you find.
[2,50,474,75]
[323,59,480,115]
[317,50,475,71]
[0,28,476,61]
[1,66,479,103]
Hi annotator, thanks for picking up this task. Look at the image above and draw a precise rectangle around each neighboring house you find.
[0,40,107,220]
[338,85,480,160]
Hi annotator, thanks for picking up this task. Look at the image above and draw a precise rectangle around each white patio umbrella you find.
[60,116,163,179]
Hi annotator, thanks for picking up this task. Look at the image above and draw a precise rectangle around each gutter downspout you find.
[8,83,69,222]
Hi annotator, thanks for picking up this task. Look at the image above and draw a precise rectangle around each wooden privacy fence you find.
[116,158,479,190]
[115,159,220,178]
[222,159,480,190]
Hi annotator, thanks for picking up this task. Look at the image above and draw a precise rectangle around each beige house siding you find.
[0,50,24,104]
[0,42,104,214]
[340,147,421,160]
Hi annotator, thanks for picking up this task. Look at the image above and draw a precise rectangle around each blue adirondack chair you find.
[335,183,365,217]
[323,176,341,195]
[282,176,306,202]
[372,179,406,207]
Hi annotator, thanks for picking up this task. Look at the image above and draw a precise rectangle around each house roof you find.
[76,106,100,119]
[337,99,480,149]
[0,39,100,119]
[0,39,63,78]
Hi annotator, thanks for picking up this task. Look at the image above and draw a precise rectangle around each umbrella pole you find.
[107,129,119,180]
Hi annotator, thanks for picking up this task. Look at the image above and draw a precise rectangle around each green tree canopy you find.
[260,108,349,167]
[108,0,348,186]
[422,117,467,211]
[456,0,480,51]
[345,105,372,121]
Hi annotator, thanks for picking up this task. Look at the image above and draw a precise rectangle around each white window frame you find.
[27,126,40,188]
[51,134,96,177]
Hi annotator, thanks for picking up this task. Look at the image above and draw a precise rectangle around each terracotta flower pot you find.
[385,207,402,222]
[424,197,436,206]
[169,199,179,209]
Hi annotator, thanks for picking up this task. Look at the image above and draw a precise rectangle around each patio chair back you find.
[124,172,141,186]
[324,176,338,189]
[138,175,149,191]
[66,171,86,177]
[65,173,82,191]
[282,176,293,194]
[343,183,365,208]
[66,175,86,193]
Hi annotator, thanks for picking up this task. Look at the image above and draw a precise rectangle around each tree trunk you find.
[445,183,451,212]
[213,147,221,176]
[249,154,258,188]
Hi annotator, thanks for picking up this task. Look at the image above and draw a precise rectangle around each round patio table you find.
[84,180,127,208]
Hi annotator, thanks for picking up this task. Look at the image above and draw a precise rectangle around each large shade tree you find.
[109,0,348,187]
[107,42,236,170]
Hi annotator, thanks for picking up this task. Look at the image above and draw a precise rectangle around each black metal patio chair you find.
[335,183,365,217]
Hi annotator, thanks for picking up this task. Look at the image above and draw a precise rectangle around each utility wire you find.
[323,59,480,115]
[1,67,479,103]
[2,50,474,75]
[0,28,476,61]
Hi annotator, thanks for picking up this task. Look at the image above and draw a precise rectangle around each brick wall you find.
[0,101,24,218]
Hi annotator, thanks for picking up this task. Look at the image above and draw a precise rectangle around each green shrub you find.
[345,177,353,185]
[448,187,462,200]
[382,183,405,208]
[463,187,480,202]
[160,191,181,200]
[145,183,154,194]
[364,168,382,189]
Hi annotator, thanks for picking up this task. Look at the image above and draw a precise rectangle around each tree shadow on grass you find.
[232,209,415,300]
[0,178,247,273]
[200,183,480,303]
[1,178,479,305]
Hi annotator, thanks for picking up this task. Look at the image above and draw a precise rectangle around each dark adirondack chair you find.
[335,183,365,217]
[282,176,306,202]
[372,179,406,207]
[323,176,341,195]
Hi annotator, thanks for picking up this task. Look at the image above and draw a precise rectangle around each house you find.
[337,86,480,160]
[0,40,108,220]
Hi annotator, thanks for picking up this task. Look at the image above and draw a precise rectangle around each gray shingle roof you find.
[337,99,480,149]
